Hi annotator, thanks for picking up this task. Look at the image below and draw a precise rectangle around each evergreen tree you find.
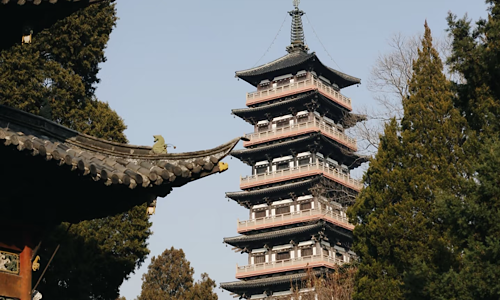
[137,247,218,300]
[0,2,152,299]
[429,2,500,298]
[447,0,500,138]
[348,22,468,300]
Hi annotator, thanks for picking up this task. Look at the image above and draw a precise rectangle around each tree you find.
[353,32,454,155]
[289,267,356,300]
[137,247,218,300]
[0,2,152,299]
[348,22,468,300]
[425,2,500,298]
[447,0,500,138]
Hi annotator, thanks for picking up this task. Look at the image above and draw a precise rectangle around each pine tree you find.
[0,2,152,299]
[348,22,468,300]
[136,247,218,300]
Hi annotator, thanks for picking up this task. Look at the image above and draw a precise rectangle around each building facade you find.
[221,2,366,299]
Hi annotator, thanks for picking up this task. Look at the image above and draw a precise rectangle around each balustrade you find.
[246,77,352,109]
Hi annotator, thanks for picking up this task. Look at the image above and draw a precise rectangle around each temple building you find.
[221,2,367,299]
[0,2,243,299]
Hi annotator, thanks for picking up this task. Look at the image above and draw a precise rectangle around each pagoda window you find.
[300,202,312,211]
[276,251,291,260]
[322,248,329,256]
[256,167,267,175]
[301,248,313,257]
[256,120,269,132]
[254,210,266,219]
[276,162,289,171]
[276,206,290,215]
[254,255,266,264]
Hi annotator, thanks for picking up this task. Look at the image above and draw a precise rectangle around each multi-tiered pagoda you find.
[221,2,366,299]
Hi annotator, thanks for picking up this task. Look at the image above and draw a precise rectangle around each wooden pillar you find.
[19,240,33,300]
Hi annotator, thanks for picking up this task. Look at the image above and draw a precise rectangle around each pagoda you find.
[221,1,366,299]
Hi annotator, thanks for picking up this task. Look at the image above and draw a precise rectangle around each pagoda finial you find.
[287,0,309,53]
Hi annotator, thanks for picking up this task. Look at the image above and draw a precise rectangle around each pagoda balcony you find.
[244,118,357,151]
[246,77,352,110]
[240,162,362,191]
[235,254,344,279]
[237,207,354,233]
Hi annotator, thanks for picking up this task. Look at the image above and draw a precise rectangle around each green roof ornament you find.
[151,135,176,154]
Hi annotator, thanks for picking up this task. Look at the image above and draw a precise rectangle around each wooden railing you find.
[245,118,357,150]
[237,207,352,232]
[236,254,344,275]
[246,78,352,109]
[240,162,363,190]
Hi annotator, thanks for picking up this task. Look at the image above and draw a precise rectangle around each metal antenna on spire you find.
[287,0,308,53]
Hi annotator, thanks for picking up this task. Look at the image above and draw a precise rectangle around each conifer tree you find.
[429,2,500,298]
[447,0,500,138]
[137,247,218,300]
[348,22,468,300]
[0,2,152,299]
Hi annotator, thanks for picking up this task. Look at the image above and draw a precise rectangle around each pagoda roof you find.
[221,269,326,295]
[226,176,321,206]
[231,133,368,168]
[223,221,352,250]
[235,51,360,89]
[0,105,242,223]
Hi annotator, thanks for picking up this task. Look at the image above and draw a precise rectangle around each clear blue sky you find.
[95,1,487,299]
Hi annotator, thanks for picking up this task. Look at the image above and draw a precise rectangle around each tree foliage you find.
[137,247,218,300]
[348,22,468,300]
[0,2,152,299]
[447,0,500,138]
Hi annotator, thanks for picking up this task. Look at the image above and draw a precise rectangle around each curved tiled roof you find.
[0,105,242,222]
[226,176,321,204]
[220,270,326,294]
[235,51,360,89]
[223,221,352,249]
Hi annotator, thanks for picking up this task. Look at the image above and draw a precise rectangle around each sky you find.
[94,1,488,299]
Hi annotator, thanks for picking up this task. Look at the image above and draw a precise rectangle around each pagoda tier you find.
[236,51,360,90]
[0,105,242,223]
[232,91,367,129]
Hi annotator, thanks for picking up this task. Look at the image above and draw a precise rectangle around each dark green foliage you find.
[136,247,218,300]
[39,204,152,300]
[0,2,152,300]
[447,0,500,138]
[348,23,468,300]
[434,139,500,300]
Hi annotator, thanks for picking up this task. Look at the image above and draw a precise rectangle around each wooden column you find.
[19,239,33,300]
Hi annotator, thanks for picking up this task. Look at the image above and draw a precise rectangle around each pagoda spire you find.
[287,0,309,53]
